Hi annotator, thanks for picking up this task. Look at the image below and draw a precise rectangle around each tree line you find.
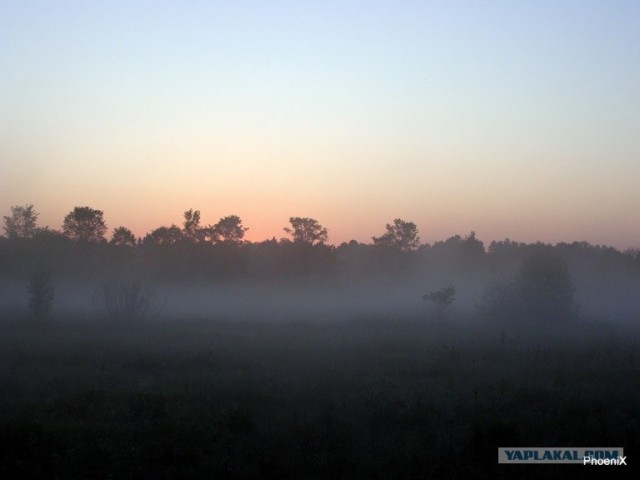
[2,203,639,325]
[2,204,425,249]
[3,203,639,280]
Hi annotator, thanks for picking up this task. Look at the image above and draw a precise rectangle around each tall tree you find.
[3,204,39,239]
[62,206,107,243]
[284,217,328,245]
[372,218,420,252]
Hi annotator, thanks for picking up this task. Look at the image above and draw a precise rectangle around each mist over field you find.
[2,212,639,326]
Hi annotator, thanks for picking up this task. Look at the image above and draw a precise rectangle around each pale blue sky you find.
[1,1,639,247]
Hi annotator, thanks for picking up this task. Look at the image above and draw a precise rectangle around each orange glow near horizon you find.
[26,198,638,251]
[1,2,639,251]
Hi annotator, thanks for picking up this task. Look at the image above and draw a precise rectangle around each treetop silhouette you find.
[3,204,39,239]
[62,206,107,243]
[372,218,420,252]
[284,217,328,245]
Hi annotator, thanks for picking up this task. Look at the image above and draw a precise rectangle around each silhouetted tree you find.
[62,206,107,243]
[423,285,456,321]
[110,226,137,247]
[284,217,328,245]
[27,264,54,320]
[212,215,248,245]
[3,204,39,239]
[183,209,204,243]
[372,218,420,252]
[142,225,183,246]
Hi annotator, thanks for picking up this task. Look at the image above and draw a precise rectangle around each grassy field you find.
[0,316,638,479]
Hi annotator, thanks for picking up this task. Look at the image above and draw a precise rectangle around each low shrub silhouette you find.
[97,278,155,322]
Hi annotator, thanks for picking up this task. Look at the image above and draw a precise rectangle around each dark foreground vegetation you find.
[0,316,638,479]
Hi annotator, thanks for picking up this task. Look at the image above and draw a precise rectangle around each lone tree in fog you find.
[62,206,107,243]
[372,218,420,252]
[423,285,456,321]
[284,217,328,245]
[110,226,137,247]
[27,264,54,320]
[3,204,39,239]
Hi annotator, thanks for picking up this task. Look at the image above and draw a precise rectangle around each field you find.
[0,316,638,479]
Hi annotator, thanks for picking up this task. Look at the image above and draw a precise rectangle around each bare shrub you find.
[98,279,155,322]
[27,265,54,320]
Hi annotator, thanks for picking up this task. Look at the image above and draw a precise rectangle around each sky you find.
[1,1,639,249]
